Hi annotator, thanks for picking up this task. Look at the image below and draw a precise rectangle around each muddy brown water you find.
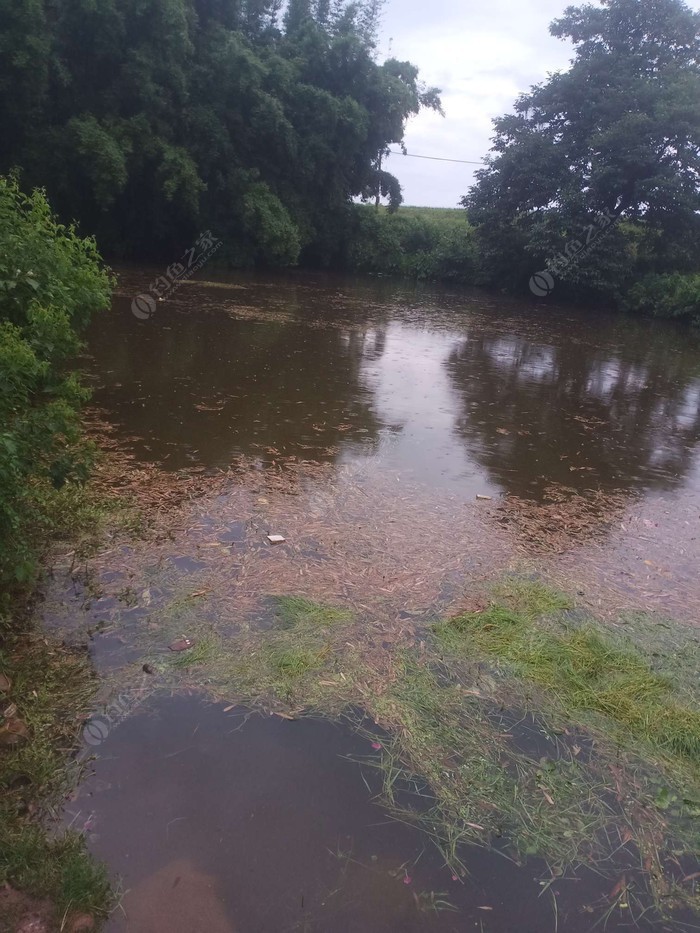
[49,270,700,931]
[69,695,658,933]
[88,271,700,502]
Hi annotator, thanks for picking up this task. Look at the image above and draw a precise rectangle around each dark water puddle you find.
[485,708,596,765]
[70,695,664,933]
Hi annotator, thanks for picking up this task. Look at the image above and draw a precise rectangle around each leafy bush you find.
[343,205,478,282]
[0,176,112,603]
[622,272,700,324]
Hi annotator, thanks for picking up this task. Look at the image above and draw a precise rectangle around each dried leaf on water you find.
[494,484,630,555]
[608,874,627,901]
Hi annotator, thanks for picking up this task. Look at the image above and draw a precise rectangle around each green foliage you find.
[0,0,440,266]
[622,272,700,323]
[242,182,301,265]
[436,584,700,763]
[0,176,111,601]
[464,0,700,319]
[337,204,478,281]
[0,636,111,921]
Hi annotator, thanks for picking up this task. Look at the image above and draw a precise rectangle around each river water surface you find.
[47,270,700,932]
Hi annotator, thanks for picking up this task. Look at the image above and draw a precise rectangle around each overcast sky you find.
[378,0,698,208]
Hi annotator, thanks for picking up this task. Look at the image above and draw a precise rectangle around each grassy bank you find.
[0,454,138,929]
[0,633,111,928]
[0,176,116,929]
[0,462,145,930]
[121,577,700,924]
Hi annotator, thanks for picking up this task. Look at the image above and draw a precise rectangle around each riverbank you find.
[0,627,111,931]
[0,465,144,929]
[0,177,116,931]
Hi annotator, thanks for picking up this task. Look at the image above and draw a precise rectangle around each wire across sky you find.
[387,149,485,165]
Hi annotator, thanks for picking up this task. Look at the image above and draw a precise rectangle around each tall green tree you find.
[464,0,700,315]
[0,0,440,266]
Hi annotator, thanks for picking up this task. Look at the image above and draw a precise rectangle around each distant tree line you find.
[0,0,699,320]
[341,0,700,322]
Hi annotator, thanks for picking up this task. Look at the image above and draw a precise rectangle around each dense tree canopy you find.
[0,0,440,265]
[464,0,700,319]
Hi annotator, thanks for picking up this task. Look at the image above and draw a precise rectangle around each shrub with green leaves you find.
[622,272,700,324]
[0,175,112,602]
[343,205,478,282]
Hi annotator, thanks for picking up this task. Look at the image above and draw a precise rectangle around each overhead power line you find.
[387,149,485,165]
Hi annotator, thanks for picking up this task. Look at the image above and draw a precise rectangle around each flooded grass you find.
[143,593,363,713]
[37,439,700,927]
[437,584,700,762]
[430,580,700,916]
[274,594,353,628]
[73,693,622,933]
[0,635,111,926]
[103,578,700,926]
[365,652,623,873]
[492,625,697,754]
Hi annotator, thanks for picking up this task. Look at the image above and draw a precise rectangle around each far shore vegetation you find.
[1,0,699,320]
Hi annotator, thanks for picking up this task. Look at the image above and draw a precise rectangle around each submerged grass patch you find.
[436,582,700,765]
[426,579,700,915]
[141,592,363,711]
[366,652,621,873]
[0,634,111,925]
[117,577,700,923]
[273,595,352,628]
